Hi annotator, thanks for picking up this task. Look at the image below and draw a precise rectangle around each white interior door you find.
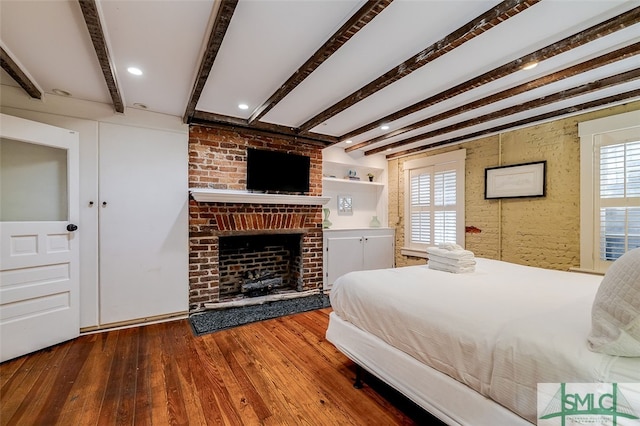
[98,122,188,325]
[0,113,79,362]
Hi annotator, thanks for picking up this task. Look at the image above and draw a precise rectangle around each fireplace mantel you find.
[190,188,331,205]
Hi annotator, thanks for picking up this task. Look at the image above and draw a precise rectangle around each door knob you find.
[67,224,78,232]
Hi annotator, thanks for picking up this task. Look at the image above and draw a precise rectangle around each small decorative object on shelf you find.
[345,169,360,180]
[323,208,332,229]
[369,216,381,228]
[367,173,374,182]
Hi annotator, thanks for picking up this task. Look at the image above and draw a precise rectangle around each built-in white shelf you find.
[322,177,384,186]
[322,160,384,183]
[190,188,331,205]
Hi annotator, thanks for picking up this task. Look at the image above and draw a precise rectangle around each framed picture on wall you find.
[484,161,546,199]
[337,194,353,215]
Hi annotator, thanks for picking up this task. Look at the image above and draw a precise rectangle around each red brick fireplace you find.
[188,125,325,312]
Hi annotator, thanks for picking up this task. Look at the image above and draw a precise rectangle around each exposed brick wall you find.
[389,100,640,271]
[189,125,322,194]
[188,125,323,311]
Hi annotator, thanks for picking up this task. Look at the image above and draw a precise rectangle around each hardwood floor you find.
[0,308,439,425]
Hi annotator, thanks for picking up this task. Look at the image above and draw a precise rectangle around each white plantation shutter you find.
[405,150,465,254]
[434,210,457,243]
[597,140,640,261]
[434,170,457,243]
[410,171,431,245]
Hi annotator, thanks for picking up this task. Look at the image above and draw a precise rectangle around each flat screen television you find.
[246,148,310,193]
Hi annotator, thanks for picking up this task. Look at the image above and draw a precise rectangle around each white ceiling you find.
[1,0,639,158]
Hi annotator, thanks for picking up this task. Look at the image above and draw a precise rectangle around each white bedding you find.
[328,258,639,424]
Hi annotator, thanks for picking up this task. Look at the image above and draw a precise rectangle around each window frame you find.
[401,149,466,258]
[579,109,640,273]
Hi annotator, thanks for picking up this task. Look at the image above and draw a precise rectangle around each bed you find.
[326,256,640,425]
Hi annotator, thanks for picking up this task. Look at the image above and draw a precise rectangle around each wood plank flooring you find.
[0,308,440,425]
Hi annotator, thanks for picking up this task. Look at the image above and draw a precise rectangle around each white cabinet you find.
[97,123,189,326]
[323,228,394,289]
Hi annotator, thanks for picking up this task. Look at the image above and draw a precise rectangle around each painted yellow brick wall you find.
[389,100,640,270]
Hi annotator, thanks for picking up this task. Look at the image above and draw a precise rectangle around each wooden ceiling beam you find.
[344,6,640,145]
[347,41,639,152]
[183,0,239,124]
[78,0,124,113]
[296,0,540,134]
[247,0,393,125]
[366,67,640,156]
[191,111,337,147]
[0,46,42,99]
[386,89,640,160]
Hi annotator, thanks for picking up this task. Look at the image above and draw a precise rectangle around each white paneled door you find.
[0,114,80,362]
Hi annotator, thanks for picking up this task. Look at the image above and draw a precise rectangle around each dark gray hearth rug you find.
[189,293,331,336]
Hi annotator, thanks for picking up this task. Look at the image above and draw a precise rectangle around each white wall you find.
[322,144,387,170]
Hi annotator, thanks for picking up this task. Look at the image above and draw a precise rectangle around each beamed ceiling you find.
[1,0,639,158]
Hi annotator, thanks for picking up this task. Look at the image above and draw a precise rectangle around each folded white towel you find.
[438,242,464,251]
[426,246,475,260]
[428,259,475,273]
[427,254,476,267]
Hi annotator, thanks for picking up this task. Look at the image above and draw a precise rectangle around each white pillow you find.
[587,247,640,356]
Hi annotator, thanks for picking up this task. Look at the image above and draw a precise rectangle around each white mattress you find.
[328,258,639,424]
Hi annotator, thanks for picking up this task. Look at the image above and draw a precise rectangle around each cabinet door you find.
[363,234,394,271]
[98,123,188,325]
[326,236,363,286]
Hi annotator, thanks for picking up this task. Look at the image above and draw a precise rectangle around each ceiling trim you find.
[78,0,124,113]
[0,46,42,99]
[367,67,640,155]
[191,110,337,147]
[183,0,239,124]
[386,90,640,159]
[350,42,640,152]
[344,6,640,145]
[247,0,394,125]
[297,0,541,134]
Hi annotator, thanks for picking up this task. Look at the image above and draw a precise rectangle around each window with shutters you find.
[579,110,640,272]
[597,139,640,261]
[402,150,465,257]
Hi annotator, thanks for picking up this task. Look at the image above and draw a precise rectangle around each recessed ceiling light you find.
[522,61,538,70]
[127,67,143,76]
[381,125,390,130]
[238,103,249,110]
[386,148,392,151]
[52,88,71,97]
[345,140,353,144]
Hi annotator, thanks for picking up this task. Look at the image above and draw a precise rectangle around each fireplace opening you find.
[218,233,303,301]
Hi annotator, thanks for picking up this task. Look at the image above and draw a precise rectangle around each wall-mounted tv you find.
[246,148,311,194]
